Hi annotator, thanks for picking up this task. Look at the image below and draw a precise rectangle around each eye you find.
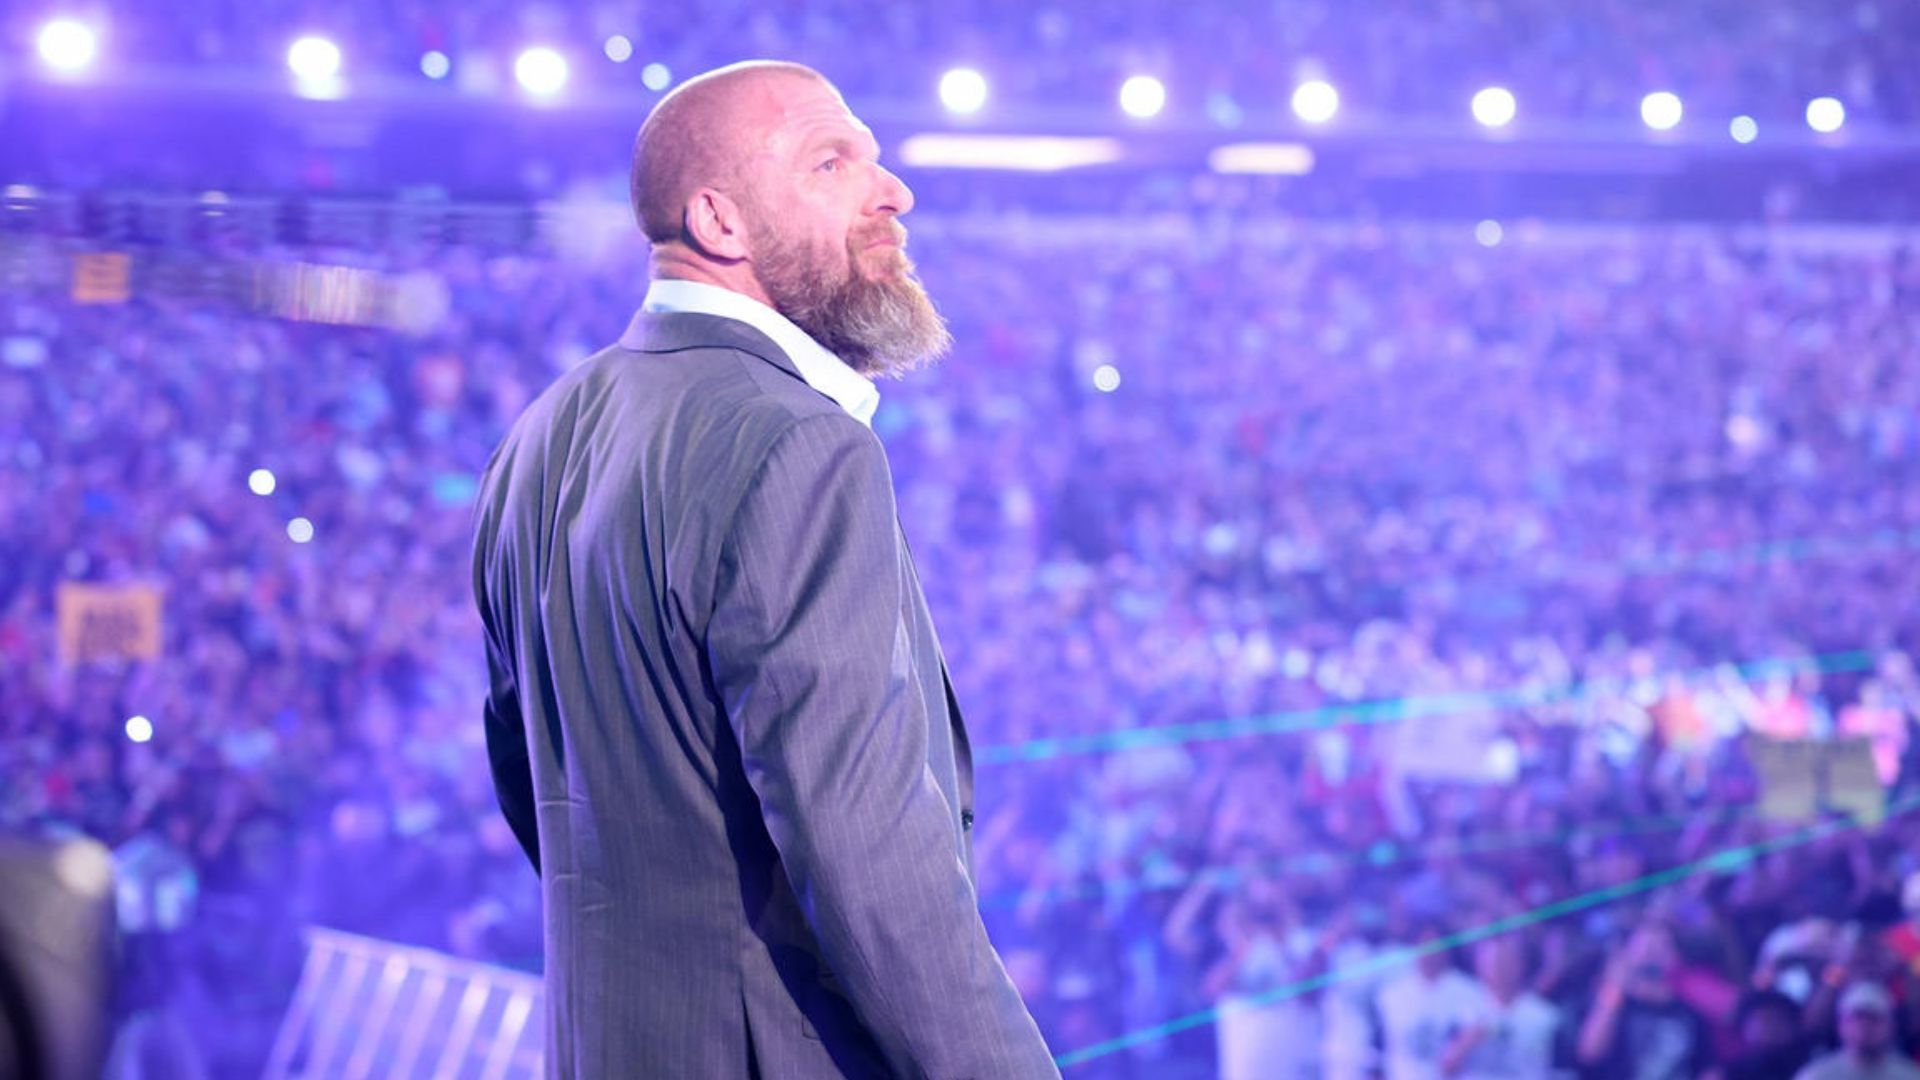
[817,156,841,173]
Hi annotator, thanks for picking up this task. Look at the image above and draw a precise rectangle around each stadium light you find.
[248,468,277,496]
[420,50,450,79]
[1119,75,1167,119]
[939,67,989,115]
[37,18,98,73]
[898,133,1123,172]
[287,36,342,83]
[640,62,672,92]
[604,35,633,63]
[1640,91,1683,131]
[1208,142,1316,175]
[1730,115,1758,143]
[1471,86,1516,129]
[1806,97,1846,134]
[125,715,154,744]
[1291,80,1339,124]
[515,46,569,97]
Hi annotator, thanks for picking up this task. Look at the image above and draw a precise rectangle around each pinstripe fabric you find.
[472,310,1058,1079]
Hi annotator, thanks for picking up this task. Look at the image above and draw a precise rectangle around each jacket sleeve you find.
[706,413,1058,1079]
[482,628,541,874]
[475,495,542,875]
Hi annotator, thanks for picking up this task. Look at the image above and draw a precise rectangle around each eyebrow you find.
[804,131,881,164]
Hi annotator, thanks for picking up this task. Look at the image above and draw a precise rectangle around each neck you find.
[649,244,773,308]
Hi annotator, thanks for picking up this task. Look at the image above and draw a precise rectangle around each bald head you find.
[630,60,831,244]
[627,61,946,376]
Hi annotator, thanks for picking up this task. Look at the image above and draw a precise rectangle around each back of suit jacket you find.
[472,310,1057,1078]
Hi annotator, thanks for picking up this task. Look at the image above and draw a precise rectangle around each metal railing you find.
[263,927,543,1080]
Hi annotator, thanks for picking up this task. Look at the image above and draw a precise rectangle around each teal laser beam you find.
[1616,526,1920,577]
[1053,794,1920,1069]
[978,648,1877,765]
[1336,525,1920,587]
[980,803,1756,911]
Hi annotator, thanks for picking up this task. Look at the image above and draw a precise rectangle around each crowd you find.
[3,211,1920,1077]
[16,0,1920,129]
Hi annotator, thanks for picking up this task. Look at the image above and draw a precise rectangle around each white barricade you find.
[263,927,543,1080]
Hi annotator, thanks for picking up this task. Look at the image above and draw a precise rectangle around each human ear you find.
[684,188,752,261]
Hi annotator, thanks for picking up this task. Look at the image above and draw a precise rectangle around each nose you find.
[871,162,914,216]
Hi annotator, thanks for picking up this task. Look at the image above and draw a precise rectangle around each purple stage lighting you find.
[515,47,569,96]
[1640,91,1683,131]
[1119,75,1167,119]
[1292,80,1339,124]
[287,36,342,83]
[36,18,98,73]
[1471,86,1517,128]
[1806,97,1846,134]
[939,68,989,115]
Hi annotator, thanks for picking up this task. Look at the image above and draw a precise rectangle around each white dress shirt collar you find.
[640,278,880,428]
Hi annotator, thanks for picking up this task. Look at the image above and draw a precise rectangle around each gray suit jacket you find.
[472,308,1058,1079]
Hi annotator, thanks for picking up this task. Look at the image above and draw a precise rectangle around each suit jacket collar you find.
[620,288,881,427]
[619,308,807,384]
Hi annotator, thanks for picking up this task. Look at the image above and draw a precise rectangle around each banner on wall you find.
[1750,735,1885,827]
[71,252,132,305]
[56,582,164,664]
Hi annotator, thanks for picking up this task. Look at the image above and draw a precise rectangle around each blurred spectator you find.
[1452,934,1569,1078]
[1724,990,1813,1080]
[1,211,1918,1076]
[1576,917,1715,1079]
[1375,927,1482,1080]
[1794,982,1920,1080]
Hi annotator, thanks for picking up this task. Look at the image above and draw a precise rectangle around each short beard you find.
[750,221,952,378]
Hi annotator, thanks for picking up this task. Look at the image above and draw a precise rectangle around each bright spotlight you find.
[1475,220,1504,247]
[1119,75,1167,119]
[287,36,342,83]
[1729,115,1758,143]
[604,35,633,63]
[939,67,989,115]
[515,46,569,96]
[125,715,153,743]
[248,468,277,496]
[1092,364,1122,392]
[420,50,450,79]
[1640,91,1683,131]
[288,517,315,544]
[1471,86,1516,128]
[1291,80,1340,124]
[37,18,98,73]
[640,62,672,92]
[1806,97,1846,134]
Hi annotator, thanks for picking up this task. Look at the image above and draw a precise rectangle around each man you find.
[1795,982,1920,1080]
[1722,989,1812,1080]
[472,61,1058,1078]
[1373,924,1483,1080]
[1574,916,1714,1079]
[1445,934,1567,1078]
